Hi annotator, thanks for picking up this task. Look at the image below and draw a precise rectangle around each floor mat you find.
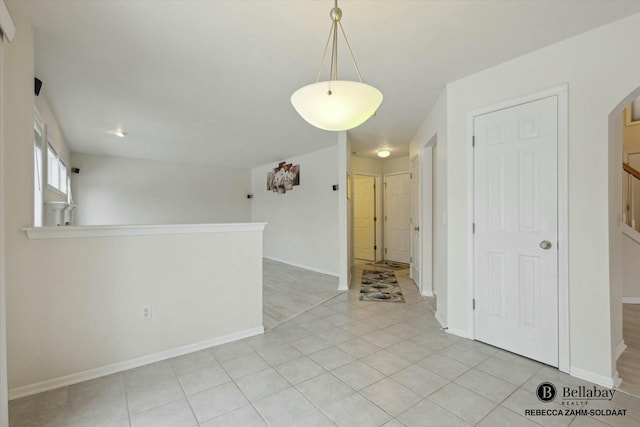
[359,269,405,303]
[367,260,410,270]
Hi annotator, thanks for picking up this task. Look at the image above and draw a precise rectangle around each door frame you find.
[410,154,422,291]
[421,138,437,297]
[467,84,569,373]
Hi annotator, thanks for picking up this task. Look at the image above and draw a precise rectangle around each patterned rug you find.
[359,269,405,303]
[367,260,410,270]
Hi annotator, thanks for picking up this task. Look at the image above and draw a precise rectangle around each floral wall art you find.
[267,162,300,194]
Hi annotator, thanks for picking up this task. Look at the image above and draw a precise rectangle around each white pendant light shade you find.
[291,80,383,131]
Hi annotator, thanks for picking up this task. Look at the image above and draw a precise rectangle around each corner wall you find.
[444,13,640,385]
[409,89,448,326]
[250,145,341,277]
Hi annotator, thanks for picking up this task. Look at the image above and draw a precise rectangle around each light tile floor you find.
[9,264,640,426]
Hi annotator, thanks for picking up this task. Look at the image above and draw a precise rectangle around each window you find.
[34,116,44,226]
[47,140,67,195]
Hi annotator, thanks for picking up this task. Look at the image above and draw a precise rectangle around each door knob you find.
[539,240,552,250]
[414,226,420,231]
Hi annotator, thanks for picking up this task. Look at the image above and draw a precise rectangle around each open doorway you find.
[616,94,640,397]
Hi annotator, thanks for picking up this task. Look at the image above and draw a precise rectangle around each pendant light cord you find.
[313,0,365,84]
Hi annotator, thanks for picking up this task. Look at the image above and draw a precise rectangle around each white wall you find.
[382,156,409,175]
[0,8,9,426]
[11,225,263,394]
[622,230,640,300]
[409,90,448,325]
[0,10,263,398]
[351,155,409,176]
[351,156,382,175]
[443,13,640,384]
[71,153,251,225]
[251,146,340,276]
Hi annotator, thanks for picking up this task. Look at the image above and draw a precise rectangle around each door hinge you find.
[473,299,476,310]
[374,216,377,221]
[472,136,475,147]
[472,223,475,233]
[374,245,377,250]
[410,256,413,263]
[384,182,387,188]
[385,215,387,221]
[385,248,388,254]
[410,172,413,179]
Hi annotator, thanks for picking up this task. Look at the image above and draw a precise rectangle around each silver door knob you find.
[539,240,552,250]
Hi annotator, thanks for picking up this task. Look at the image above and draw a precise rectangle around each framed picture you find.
[625,97,640,126]
[267,162,300,194]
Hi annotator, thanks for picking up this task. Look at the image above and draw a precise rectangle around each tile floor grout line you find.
[168,356,200,427]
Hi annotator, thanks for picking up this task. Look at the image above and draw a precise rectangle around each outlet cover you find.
[140,304,152,321]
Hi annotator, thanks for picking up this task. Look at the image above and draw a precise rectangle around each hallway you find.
[8,264,640,426]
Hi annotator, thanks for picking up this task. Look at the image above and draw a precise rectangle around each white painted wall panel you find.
[250,146,340,276]
[71,153,251,226]
[446,13,640,382]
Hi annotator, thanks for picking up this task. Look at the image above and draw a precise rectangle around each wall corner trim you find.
[0,0,16,41]
[622,223,640,245]
[615,340,627,362]
[445,326,467,339]
[8,326,264,400]
[23,222,267,239]
[569,366,615,389]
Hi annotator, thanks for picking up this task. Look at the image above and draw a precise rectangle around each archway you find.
[609,87,640,396]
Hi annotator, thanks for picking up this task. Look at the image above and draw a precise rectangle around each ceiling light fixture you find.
[291,0,383,131]
[110,129,128,138]
[377,149,391,158]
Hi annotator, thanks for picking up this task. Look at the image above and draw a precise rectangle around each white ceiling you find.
[8,0,640,166]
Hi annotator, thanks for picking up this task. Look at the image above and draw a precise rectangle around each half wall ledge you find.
[23,222,267,239]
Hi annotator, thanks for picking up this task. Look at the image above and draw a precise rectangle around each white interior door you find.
[410,157,420,285]
[354,175,376,260]
[385,173,410,263]
[474,96,559,367]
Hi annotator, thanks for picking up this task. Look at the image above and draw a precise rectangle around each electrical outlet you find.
[140,304,152,321]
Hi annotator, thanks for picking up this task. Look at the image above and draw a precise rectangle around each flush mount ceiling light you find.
[377,149,391,158]
[291,0,383,131]
[109,129,128,138]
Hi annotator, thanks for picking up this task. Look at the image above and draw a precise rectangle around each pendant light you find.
[291,0,383,131]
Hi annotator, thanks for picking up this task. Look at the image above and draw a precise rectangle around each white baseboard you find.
[421,288,434,297]
[264,256,339,278]
[613,370,623,388]
[615,340,628,362]
[622,297,640,304]
[446,326,468,339]
[8,326,264,400]
[570,366,615,388]
[435,311,446,329]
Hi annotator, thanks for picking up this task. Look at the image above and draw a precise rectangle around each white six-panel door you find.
[385,173,411,263]
[354,175,376,260]
[474,96,559,367]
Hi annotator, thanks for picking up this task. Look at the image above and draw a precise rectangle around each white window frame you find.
[33,111,44,226]
[46,137,68,196]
